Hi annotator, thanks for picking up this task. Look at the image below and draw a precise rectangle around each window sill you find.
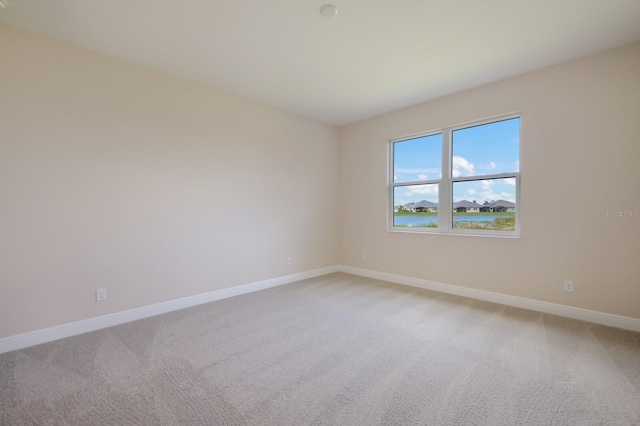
[387,228,520,238]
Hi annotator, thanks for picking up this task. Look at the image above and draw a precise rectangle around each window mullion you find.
[452,172,518,183]
[440,130,452,231]
[392,178,441,187]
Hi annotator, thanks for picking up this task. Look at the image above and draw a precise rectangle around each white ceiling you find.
[2,1,640,126]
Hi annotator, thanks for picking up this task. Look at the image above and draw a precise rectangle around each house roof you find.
[453,200,483,208]
[413,200,438,209]
[1,1,639,126]
[487,199,516,208]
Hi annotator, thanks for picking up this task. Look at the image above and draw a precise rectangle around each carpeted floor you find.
[1,272,639,425]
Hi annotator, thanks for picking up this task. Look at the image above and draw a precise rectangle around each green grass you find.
[394,223,438,228]
[395,211,514,217]
[453,216,515,231]
[394,211,438,216]
[394,213,516,231]
[452,212,514,217]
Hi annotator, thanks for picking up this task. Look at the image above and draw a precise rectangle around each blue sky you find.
[393,118,519,206]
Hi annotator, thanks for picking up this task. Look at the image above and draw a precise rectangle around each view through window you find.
[390,115,520,235]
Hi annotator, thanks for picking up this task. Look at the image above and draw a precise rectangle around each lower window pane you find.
[452,179,516,231]
[393,184,439,228]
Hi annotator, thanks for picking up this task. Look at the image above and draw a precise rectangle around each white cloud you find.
[394,167,439,182]
[469,179,517,203]
[480,180,494,190]
[452,178,517,204]
[474,188,516,204]
[504,177,516,186]
[487,161,496,170]
[395,167,439,175]
[499,192,515,202]
[515,160,520,172]
[452,156,475,178]
[404,184,438,196]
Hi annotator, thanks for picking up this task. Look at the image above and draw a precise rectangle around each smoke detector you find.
[320,4,338,18]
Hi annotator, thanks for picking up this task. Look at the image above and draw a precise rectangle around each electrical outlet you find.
[563,280,574,292]
[287,257,292,266]
[96,288,107,302]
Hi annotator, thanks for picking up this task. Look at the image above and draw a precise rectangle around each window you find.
[390,114,520,236]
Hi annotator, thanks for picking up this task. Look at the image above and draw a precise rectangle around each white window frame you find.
[388,113,521,237]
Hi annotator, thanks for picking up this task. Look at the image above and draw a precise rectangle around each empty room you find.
[1,1,639,424]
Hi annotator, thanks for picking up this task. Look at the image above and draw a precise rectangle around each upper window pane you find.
[393,133,442,183]
[451,118,520,178]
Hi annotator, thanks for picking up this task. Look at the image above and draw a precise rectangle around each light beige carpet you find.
[1,272,639,425]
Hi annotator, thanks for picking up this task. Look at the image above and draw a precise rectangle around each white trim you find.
[389,113,521,237]
[0,266,339,354]
[3,264,637,354]
[338,265,640,333]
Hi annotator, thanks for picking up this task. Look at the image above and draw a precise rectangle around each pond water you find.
[394,215,509,227]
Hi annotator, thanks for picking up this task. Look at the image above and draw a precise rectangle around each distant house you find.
[453,200,482,213]
[403,202,416,212]
[402,199,514,213]
[490,200,516,212]
[413,200,438,212]
[401,200,438,212]
[479,199,516,212]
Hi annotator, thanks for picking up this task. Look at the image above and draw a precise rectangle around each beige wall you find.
[338,42,640,319]
[0,24,338,338]
[1,23,638,341]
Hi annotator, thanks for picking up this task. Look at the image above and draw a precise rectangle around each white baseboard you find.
[338,265,640,333]
[2,264,637,354]
[0,266,339,354]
